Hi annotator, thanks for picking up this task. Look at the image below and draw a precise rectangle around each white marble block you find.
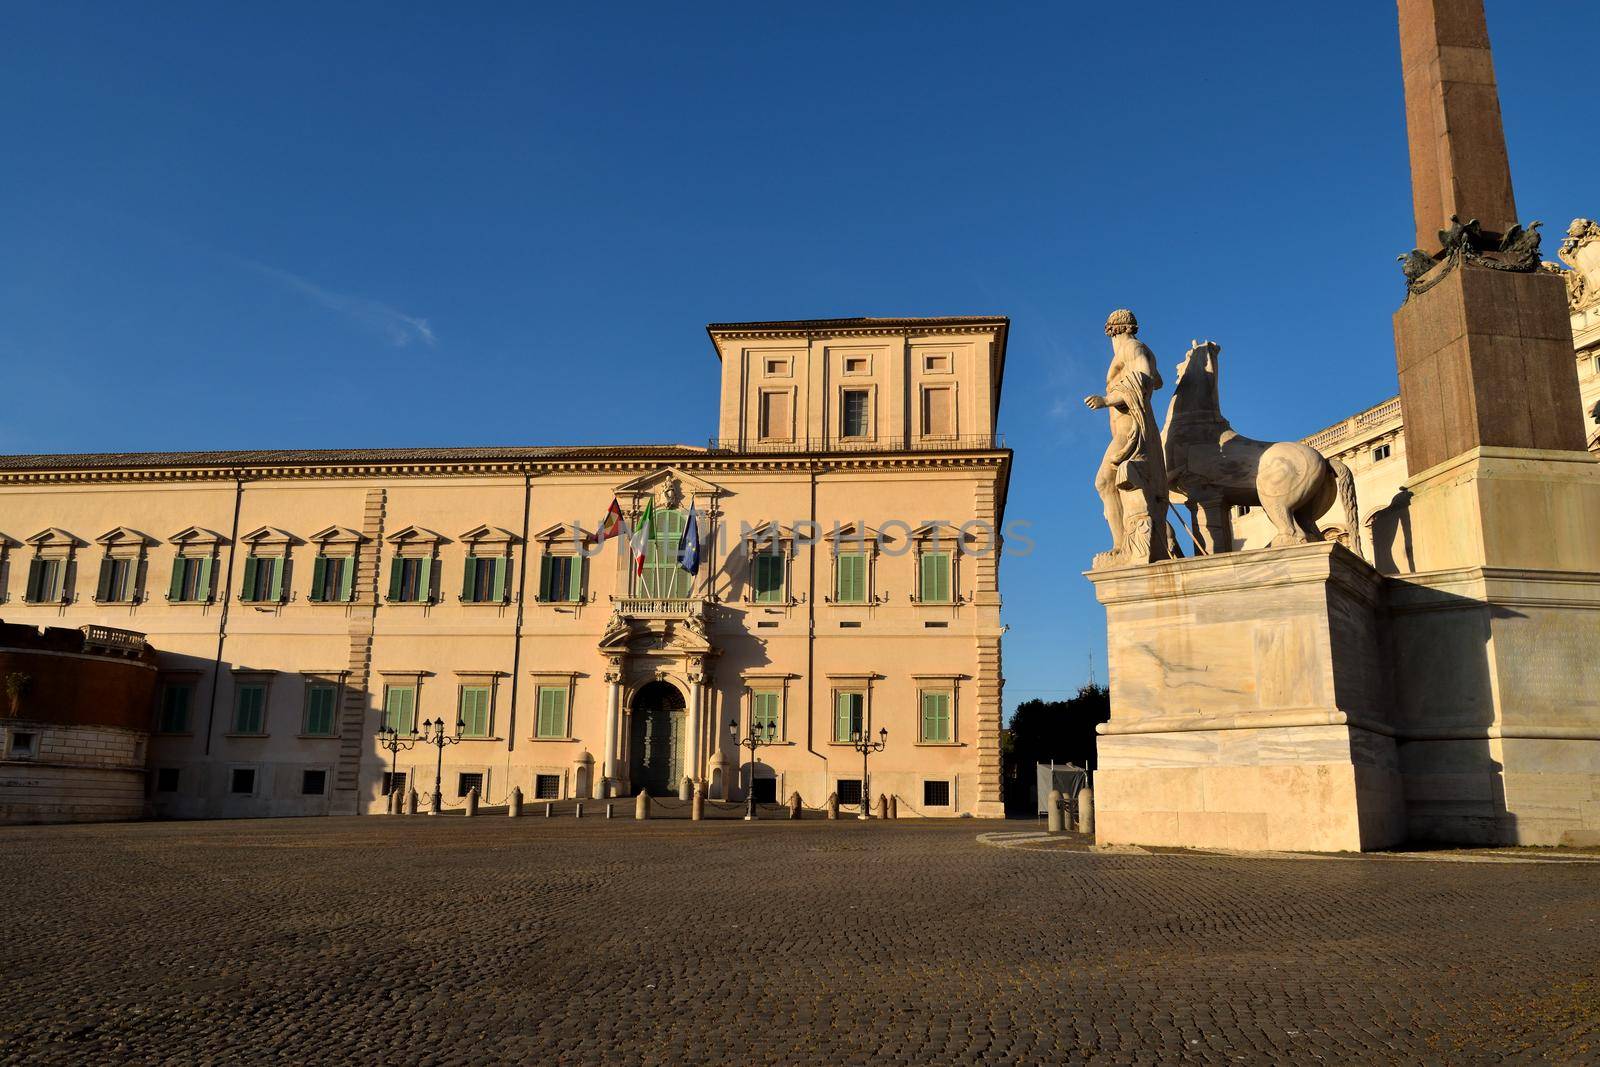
[1087,542,1406,852]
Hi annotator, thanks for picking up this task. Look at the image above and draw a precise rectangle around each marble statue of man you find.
[1084,309,1170,567]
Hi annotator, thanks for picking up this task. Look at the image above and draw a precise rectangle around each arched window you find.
[638,509,693,598]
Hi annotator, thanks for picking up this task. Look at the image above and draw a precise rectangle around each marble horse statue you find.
[1161,340,1360,557]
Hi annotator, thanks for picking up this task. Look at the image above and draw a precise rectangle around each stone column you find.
[602,671,621,799]
[686,670,704,785]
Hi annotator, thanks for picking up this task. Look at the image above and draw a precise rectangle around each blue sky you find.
[2,2,1595,715]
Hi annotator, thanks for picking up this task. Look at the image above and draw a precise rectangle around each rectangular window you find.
[381,771,407,797]
[24,558,66,603]
[918,551,952,603]
[1373,443,1392,462]
[923,779,951,807]
[752,549,785,603]
[760,390,791,441]
[833,691,865,743]
[640,511,693,599]
[232,684,268,735]
[842,356,869,375]
[841,389,870,438]
[96,557,135,603]
[158,684,193,734]
[921,386,954,437]
[459,685,492,738]
[535,686,568,739]
[534,774,561,800]
[923,353,953,374]
[304,684,339,737]
[387,557,433,603]
[457,772,483,799]
[309,555,354,603]
[920,690,953,744]
[538,555,582,603]
[8,731,36,759]
[301,770,327,796]
[751,691,780,739]
[836,779,863,806]
[155,767,180,793]
[170,555,214,602]
[239,556,283,604]
[752,777,777,804]
[835,552,867,603]
[462,555,506,604]
[764,357,789,377]
[230,768,256,795]
[383,685,417,734]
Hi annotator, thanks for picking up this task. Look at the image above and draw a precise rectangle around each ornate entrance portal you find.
[629,681,685,796]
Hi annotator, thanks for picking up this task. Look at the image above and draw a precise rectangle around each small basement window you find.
[230,768,256,795]
[301,770,327,796]
[534,774,561,800]
[752,777,778,804]
[923,780,951,807]
[9,732,37,759]
[836,779,863,807]
[457,772,484,798]
[155,768,180,793]
[382,771,407,798]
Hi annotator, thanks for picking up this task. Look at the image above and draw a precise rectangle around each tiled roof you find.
[0,443,707,473]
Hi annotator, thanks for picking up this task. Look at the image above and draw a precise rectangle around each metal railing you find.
[708,433,1005,456]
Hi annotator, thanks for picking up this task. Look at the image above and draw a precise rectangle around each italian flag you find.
[596,498,624,545]
[631,497,656,576]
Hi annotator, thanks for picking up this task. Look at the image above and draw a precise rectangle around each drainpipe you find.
[506,469,533,754]
[806,459,822,767]
[203,474,246,755]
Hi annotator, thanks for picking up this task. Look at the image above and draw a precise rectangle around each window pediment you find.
[95,527,155,548]
[823,522,880,553]
[741,521,795,549]
[308,525,366,548]
[387,525,447,548]
[240,526,300,550]
[459,524,519,547]
[170,526,226,547]
[533,522,595,550]
[26,527,83,548]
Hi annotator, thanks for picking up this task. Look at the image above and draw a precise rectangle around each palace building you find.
[0,316,1011,822]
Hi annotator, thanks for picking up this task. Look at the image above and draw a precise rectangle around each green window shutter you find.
[922,692,951,743]
[96,558,114,601]
[25,559,43,602]
[387,558,404,601]
[753,692,779,736]
[310,556,327,602]
[418,557,433,602]
[754,552,784,603]
[306,686,336,735]
[536,686,567,738]
[197,556,214,601]
[268,557,284,602]
[538,556,553,602]
[834,692,856,742]
[838,553,865,603]
[460,687,490,737]
[462,555,477,601]
[919,553,933,601]
[241,557,259,601]
[491,556,507,603]
[920,552,951,603]
[168,558,186,601]
[385,686,416,734]
[567,556,583,603]
[339,556,356,601]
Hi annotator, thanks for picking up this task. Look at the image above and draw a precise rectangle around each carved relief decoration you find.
[1400,215,1545,299]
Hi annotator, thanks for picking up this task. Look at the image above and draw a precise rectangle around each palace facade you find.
[0,316,1011,821]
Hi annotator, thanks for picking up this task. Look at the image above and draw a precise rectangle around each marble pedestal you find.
[1387,445,1600,846]
[1087,542,1406,852]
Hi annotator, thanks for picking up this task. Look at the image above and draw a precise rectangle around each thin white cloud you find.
[240,259,435,348]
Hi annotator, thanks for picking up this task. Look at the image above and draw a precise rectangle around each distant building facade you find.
[0,316,1011,819]
[1235,218,1600,564]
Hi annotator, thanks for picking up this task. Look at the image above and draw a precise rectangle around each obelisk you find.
[1390,0,1600,845]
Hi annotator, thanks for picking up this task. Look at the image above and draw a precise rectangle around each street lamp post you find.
[850,726,888,820]
[375,724,420,813]
[729,715,777,821]
[418,716,465,815]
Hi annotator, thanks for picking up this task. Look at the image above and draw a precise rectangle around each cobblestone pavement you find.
[1,817,1596,1064]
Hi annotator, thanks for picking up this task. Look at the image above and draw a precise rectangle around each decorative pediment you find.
[26,527,83,548]
[386,525,447,547]
[240,526,300,549]
[459,524,519,547]
[533,522,596,548]
[740,521,795,547]
[910,521,974,545]
[95,526,156,548]
[613,466,724,508]
[170,526,226,547]
[308,525,366,547]
[823,522,880,550]
[0,532,17,550]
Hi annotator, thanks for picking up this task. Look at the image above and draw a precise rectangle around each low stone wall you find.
[1,722,147,824]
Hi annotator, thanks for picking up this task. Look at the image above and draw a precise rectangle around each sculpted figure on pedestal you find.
[1161,339,1362,557]
[1085,310,1171,568]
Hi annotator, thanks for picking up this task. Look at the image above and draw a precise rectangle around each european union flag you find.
[678,503,701,574]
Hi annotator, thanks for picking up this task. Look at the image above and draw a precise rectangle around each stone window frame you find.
[454,670,507,740]
[378,670,429,734]
[154,767,181,794]
[823,523,883,606]
[912,673,965,747]
[384,527,447,606]
[917,349,956,376]
[741,671,798,746]
[22,528,82,605]
[300,767,330,796]
[838,351,873,377]
[837,382,877,442]
[825,672,879,747]
[5,728,38,760]
[741,522,797,606]
[0,533,17,606]
[919,776,957,810]
[306,526,366,605]
[917,381,959,441]
[167,527,225,605]
[909,523,968,606]
[299,670,348,739]
[92,527,155,605]
[155,669,205,736]
[762,355,793,379]
[227,669,278,738]
[528,671,579,741]
[531,523,594,606]
[757,385,797,443]
[237,527,299,606]
[228,765,260,797]
[457,525,518,606]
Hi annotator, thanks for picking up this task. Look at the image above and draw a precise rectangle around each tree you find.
[1001,684,1109,815]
